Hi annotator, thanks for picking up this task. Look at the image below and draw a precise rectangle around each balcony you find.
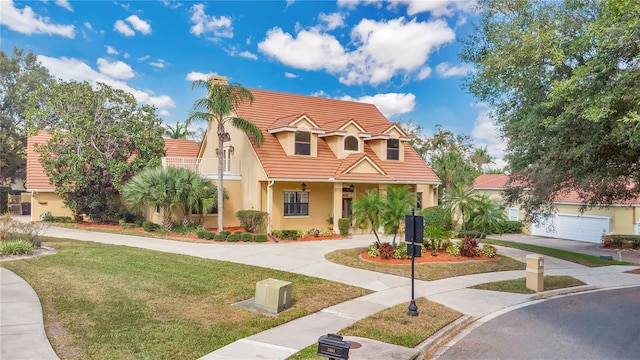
[161,157,240,178]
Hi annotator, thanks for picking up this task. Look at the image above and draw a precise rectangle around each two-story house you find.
[168,77,441,232]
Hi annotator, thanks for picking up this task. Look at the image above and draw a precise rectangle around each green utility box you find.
[255,278,292,313]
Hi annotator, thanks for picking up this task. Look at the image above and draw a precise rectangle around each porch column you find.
[332,183,342,233]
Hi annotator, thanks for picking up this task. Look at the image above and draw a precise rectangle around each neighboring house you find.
[163,79,441,232]
[472,174,640,243]
[26,131,199,221]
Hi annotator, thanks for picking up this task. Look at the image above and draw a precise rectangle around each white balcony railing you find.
[161,157,240,177]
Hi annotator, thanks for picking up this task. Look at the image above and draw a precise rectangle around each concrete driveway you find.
[493,233,640,264]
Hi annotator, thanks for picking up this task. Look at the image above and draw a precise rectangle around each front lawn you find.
[2,237,371,359]
[471,275,587,294]
[325,247,524,281]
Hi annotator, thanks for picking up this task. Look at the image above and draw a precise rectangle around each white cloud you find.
[106,45,119,55]
[138,55,151,61]
[189,3,233,39]
[96,58,135,80]
[284,72,298,79]
[318,12,345,30]
[114,19,134,36]
[390,0,476,17]
[38,55,175,109]
[435,62,474,78]
[470,103,507,169]
[258,27,349,72]
[55,0,73,12]
[161,0,182,9]
[343,17,455,85]
[340,92,416,118]
[158,109,170,117]
[84,22,93,30]
[185,71,218,82]
[417,66,432,80]
[0,0,75,38]
[149,59,165,69]
[126,15,152,35]
[238,51,257,60]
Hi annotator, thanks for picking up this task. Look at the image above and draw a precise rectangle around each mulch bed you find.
[361,249,499,264]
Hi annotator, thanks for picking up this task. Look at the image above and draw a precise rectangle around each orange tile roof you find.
[472,174,640,205]
[235,89,440,184]
[27,131,199,191]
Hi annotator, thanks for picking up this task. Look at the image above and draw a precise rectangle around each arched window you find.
[344,136,359,151]
[295,130,311,155]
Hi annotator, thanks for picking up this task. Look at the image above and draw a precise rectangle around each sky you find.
[0,0,506,168]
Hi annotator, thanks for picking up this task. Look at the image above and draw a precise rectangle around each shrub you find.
[460,236,481,257]
[367,243,380,258]
[275,230,302,240]
[42,213,74,223]
[172,224,205,235]
[379,242,394,260]
[1,240,33,255]
[14,221,47,248]
[601,234,640,249]
[0,187,8,214]
[227,234,240,242]
[271,230,282,238]
[121,222,137,229]
[234,231,244,235]
[307,228,321,237]
[142,221,160,232]
[499,221,523,234]
[446,242,460,257]
[197,231,216,240]
[196,230,208,239]
[0,212,16,240]
[338,218,350,236]
[236,210,268,233]
[241,233,253,242]
[214,234,227,241]
[219,230,231,238]
[320,229,333,237]
[254,234,268,242]
[394,242,407,259]
[420,206,453,230]
[482,244,497,257]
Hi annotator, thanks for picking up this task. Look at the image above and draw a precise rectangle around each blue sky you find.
[1,0,505,167]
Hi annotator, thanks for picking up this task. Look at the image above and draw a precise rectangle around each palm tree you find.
[164,120,195,139]
[188,78,264,231]
[442,182,478,232]
[469,147,493,173]
[173,168,215,227]
[468,194,507,236]
[122,167,180,232]
[381,185,414,247]
[432,150,476,193]
[351,189,384,245]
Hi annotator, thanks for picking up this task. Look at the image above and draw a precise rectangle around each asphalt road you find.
[435,286,640,360]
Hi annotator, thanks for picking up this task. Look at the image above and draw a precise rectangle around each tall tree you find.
[188,78,264,231]
[462,0,640,215]
[24,81,166,223]
[381,185,414,247]
[468,194,507,236]
[164,120,196,139]
[351,189,384,245]
[469,147,493,173]
[0,47,53,181]
[432,150,477,192]
[442,183,478,232]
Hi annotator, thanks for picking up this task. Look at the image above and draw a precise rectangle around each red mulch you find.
[361,249,499,264]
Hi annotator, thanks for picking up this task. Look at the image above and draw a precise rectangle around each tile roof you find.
[235,89,440,184]
[472,174,640,205]
[26,131,199,190]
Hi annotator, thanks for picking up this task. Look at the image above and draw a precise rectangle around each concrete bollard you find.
[526,254,544,292]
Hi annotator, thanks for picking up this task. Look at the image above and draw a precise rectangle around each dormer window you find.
[344,135,359,151]
[295,130,311,155]
[387,138,399,160]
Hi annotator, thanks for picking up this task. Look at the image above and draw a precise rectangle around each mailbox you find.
[526,254,544,292]
[317,333,350,360]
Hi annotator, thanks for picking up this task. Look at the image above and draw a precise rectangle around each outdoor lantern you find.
[301,183,307,192]
[229,145,235,154]
[349,184,355,192]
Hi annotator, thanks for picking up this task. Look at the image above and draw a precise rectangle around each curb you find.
[413,315,474,360]
[530,284,597,300]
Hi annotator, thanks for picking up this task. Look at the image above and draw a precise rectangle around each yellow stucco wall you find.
[30,191,73,221]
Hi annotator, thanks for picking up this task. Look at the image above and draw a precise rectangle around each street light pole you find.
[407,208,419,316]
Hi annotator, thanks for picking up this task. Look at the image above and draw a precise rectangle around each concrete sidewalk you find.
[3,227,640,360]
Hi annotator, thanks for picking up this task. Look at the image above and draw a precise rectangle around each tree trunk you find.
[162,211,173,233]
[217,126,225,232]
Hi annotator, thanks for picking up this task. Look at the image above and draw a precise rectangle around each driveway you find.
[433,286,640,360]
[494,234,640,264]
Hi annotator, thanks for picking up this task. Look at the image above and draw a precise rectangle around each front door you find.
[342,198,352,219]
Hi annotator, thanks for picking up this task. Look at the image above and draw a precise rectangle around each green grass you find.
[2,237,371,360]
[483,238,632,267]
[325,248,524,281]
[471,275,587,294]
[288,298,462,359]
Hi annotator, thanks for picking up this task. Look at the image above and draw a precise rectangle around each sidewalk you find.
[2,227,640,360]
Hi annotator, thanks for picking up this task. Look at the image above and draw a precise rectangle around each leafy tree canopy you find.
[462,0,640,212]
[0,47,53,180]
[24,81,166,223]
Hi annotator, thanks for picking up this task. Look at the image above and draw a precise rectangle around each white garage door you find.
[531,213,609,243]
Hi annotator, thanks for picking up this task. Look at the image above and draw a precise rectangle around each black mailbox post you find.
[317,333,350,360]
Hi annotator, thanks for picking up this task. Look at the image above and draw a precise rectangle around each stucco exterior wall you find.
[554,204,637,235]
[30,191,73,220]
